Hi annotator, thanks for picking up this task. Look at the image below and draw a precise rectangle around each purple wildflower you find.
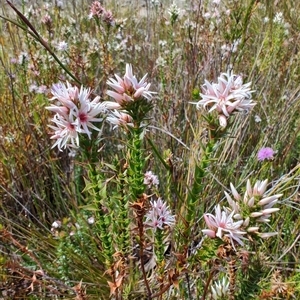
[257,147,275,161]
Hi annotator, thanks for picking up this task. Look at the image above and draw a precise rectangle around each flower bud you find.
[250,212,263,218]
[230,183,241,201]
[258,232,278,238]
[247,226,259,232]
[257,179,268,195]
[247,196,255,207]
[243,217,250,227]
[218,114,227,128]
[258,194,282,206]
[261,208,280,215]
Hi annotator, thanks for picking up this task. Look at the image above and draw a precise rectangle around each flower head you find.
[89,1,115,25]
[48,113,79,150]
[51,220,62,229]
[168,3,182,24]
[46,82,105,150]
[225,180,282,235]
[56,41,68,51]
[211,277,229,300]
[87,216,95,225]
[144,171,159,188]
[193,71,255,127]
[89,1,104,18]
[107,64,155,107]
[106,110,133,129]
[273,12,284,24]
[257,147,275,161]
[145,198,175,230]
[202,204,247,249]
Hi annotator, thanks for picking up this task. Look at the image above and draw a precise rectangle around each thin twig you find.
[148,125,190,150]
[150,283,172,299]
[201,268,217,300]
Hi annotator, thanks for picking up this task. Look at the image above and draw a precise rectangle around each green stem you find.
[116,170,130,255]
[127,126,146,201]
[154,228,165,267]
[88,166,113,266]
[186,140,215,224]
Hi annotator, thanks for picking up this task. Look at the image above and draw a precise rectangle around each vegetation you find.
[0,0,299,299]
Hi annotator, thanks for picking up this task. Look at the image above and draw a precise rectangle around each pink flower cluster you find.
[144,171,159,188]
[46,64,155,147]
[89,1,114,26]
[195,71,255,127]
[107,64,155,107]
[145,198,175,230]
[202,204,246,249]
[46,82,106,151]
[106,64,155,128]
[225,179,281,227]
[203,179,282,249]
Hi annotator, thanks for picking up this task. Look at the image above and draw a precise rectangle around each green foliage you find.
[82,165,114,265]
[127,127,146,199]
[193,237,220,263]
[291,272,300,293]
[236,260,264,300]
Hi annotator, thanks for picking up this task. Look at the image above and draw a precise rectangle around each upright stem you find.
[136,204,152,299]
[127,125,146,201]
[186,140,215,224]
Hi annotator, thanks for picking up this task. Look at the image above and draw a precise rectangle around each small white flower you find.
[51,220,62,229]
[29,83,38,93]
[155,56,167,67]
[87,216,95,224]
[273,12,284,24]
[56,0,63,8]
[263,17,269,23]
[254,114,262,123]
[56,41,68,51]
[158,40,167,47]
[168,3,182,19]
